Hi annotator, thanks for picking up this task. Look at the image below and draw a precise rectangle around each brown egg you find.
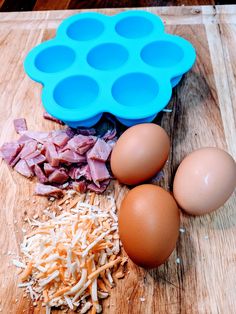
[111,123,170,185]
[118,184,180,268]
[173,147,236,215]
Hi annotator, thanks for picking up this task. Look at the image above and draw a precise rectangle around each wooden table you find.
[0,5,235,314]
[0,0,223,12]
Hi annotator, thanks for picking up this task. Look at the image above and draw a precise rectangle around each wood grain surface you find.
[0,5,236,314]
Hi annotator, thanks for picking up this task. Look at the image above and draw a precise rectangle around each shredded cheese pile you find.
[13,193,127,313]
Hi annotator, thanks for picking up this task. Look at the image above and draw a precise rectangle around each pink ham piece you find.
[102,128,117,141]
[44,163,57,176]
[70,164,92,181]
[14,118,27,134]
[65,127,76,138]
[19,140,38,159]
[68,166,77,180]
[21,131,50,143]
[17,133,31,144]
[76,164,92,181]
[72,181,87,193]
[34,164,48,183]
[35,183,63,198]
[14,159,34,178]
[87,138,112,162]
[9,154,21,167]
[68,135,96,155]
[43,112,64,125]
[87,180,109,193]
[106,139,117,150]
[51,132,70,148]
[77,128,96,136]
[87,158,110,186]
[26,152,46,168]
[48,168,69,184]
[59,150,86,164]
[0,142,22,165]
[45,143,59,167]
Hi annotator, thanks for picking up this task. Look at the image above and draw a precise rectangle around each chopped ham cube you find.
[68,135,95,155]
[14,159,34,178]
[34,164,48,183]
[87,158,110,186]
[102,128,117,141]
[20,131,50,143]
[51,132,70,148]
[59,150,86,164]
[26,153,46,168]
[20,141,38,159]
[35,183,63,197]
[44,163,57,176]
[48,168,69,184]
[0,142,22,165]
[87,138,112,162]
[17,133,31,144]
[9,153,21,167]
[77,164,92,181]
[72,181,87,193]
[87,180,109,193]
[68,166,77,179]
[45,143,59,167]
[14,118,27,134]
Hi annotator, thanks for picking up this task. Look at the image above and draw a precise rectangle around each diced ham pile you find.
[0,119,117,197]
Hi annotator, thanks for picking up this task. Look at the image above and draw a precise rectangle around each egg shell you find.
[111,123,170,185]
[118,184,180,268]
[173,147,236,215]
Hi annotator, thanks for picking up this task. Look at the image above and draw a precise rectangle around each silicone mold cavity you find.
[67,18,105,41]
[24,10,196,127]
[54,76,99,109]
[87,43,129,70]
[112,73,159,107]
[115,16,154,38]
[141,41,184,68]
[35,45,76,73]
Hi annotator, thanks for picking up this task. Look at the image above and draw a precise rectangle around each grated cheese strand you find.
[67,268,87,295]
[82,226,117,258]
[39,270,59,287]
[88,257,122,280]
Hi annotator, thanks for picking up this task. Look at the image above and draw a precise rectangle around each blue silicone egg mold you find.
[24,10,196,127]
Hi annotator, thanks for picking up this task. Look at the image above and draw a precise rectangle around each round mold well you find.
[141,41,184,68]
[112,73,159,107]
[34,45,75,73]
[66,18,105,41]
[115,16,153,39]
[87,43,129,71]
[53,76,99,110]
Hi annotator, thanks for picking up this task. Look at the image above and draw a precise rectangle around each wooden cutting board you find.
[0,5,235,314]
